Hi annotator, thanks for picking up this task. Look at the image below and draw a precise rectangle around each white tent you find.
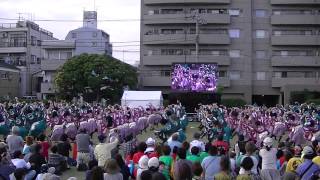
[121,91,163,108]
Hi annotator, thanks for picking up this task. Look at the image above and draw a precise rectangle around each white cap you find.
[263,137,273,147]
[148,157,159,168]
[138,155,149,169]
[146,137,155,146]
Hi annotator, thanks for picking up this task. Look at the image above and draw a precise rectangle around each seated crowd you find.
[2,125,320,180]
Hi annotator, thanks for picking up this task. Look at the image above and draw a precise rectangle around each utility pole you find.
[122,50,125,62]
[191,11,207,63]
[196,19,199,63]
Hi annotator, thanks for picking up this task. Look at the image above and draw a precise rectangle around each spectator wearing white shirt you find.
[11,151,36,180]
[259,137,280,180]
[189,132,205,152]
[167,134,182,153]
[6,126,24,155]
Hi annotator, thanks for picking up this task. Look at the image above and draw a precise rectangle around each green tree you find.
[55,54,138,102]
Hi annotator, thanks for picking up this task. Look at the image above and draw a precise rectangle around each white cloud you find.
[0,0,140,64]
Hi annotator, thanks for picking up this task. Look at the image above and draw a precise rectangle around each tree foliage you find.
[55,54,138,102]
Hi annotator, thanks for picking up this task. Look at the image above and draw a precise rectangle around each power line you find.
[0,16,198,22]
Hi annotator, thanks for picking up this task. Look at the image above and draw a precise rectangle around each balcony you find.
[143,13,230,25]
[42,40,75,49]
[143,76,171,87]
[271,78,320,88]
[271,15,320,25]
[41,82,55,94]
[271,35,320,46]
[0,23,28,32]
[271,0,320,5]
[144,0,230,5]
[271,56,320,67]
[0,42,27,53]
[41,59,67,71]
[218,77,230,87]
[143,55,230,66]
[143,33,230,45]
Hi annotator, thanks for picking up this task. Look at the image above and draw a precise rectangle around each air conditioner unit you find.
[2,33,8,38]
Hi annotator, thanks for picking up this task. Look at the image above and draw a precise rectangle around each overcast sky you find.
[0,0,140,65]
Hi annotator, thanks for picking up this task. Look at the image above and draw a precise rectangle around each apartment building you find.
[65,11,113,56]
[140,0,320,105]
[0,62,20,99]
[0,20,56,97]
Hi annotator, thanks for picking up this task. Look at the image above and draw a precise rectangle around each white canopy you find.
[121,91,163,108]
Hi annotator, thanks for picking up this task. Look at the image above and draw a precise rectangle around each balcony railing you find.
[0,23,21,29]
[0,42,27,48]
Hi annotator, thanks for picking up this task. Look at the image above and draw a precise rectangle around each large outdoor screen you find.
[171,63,218,92]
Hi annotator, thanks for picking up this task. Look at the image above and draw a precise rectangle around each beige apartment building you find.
[139,0,320,105]
[0,62,20,99]
[0,20,56,98]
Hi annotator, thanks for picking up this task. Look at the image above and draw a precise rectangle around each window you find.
[60,51,72,59]
[147,50,153,56]
[229,9,240,16]
[72,33,77,38]
[280,51,288,56]
[1,73,8,80]
[256,72,266,80]
[161,9,183,14]
[274,72,287,78]
[228,29,240,38]
[48,51,59,59]
[229,71,240,80]
[229,50,241,58]
[298,51,307,56]
[161,70,171,77]
[66,52,72,59]
[92,42,97,47]
[30,55,36,64]
[31,36,36,46]
[37,58,41,64]
[161,49,183,55]
[92,32,98,37]
[161,29,184,35]
[211,51,220,56]
[305,71,316,78]
[218,71,227,77]
[255,10,267,17]
[37,40,41,46]
[304,30,312,35]
[273,10,281,15]
[273,31,281,36]
[256,51,266,59]
[282,72,288,78]
[274,72,281,78]
[256,30,268,38]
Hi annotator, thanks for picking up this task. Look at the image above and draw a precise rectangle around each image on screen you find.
[171,63,218,92]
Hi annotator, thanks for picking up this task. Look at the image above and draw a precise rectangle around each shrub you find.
[221,98,246,107]
[306,99,320,105]
[163,99,170,107]
[290,90,320,104]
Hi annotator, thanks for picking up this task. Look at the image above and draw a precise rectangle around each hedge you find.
[306,99,320,105]
[290,90,320,104]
